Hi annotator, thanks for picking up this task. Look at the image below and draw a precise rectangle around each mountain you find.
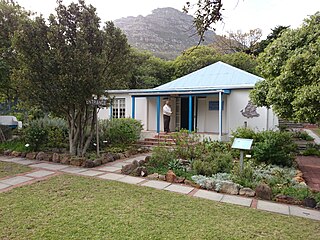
[114,7,216,60]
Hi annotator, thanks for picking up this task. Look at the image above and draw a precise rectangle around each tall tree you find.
[0,0,29,113]
[13,0,130,156]
[250,13,320,124]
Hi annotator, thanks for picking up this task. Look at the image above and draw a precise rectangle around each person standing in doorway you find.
[163,100,172,133]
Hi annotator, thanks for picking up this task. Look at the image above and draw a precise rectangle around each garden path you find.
[0,154,320,221]
[296,155,320,192]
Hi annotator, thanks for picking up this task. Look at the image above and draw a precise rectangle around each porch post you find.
[218,91,222,141]
[109,104,113,119]
[131,96,135,119]
[156,96,160,133]
[189,95,192,133]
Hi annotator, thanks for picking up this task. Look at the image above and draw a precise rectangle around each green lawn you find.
[0,161,31,178]
[0,175,319,240]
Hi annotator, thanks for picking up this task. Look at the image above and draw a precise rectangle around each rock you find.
[144,155,151,163]
[124,151,131,158]
[11,151,21,157]
[255,183,272,200]
[70,157,86,166]
[26,152,37,159]
[204,179,216,191]
[113,153,121,160]
[138,159,146,166]
[52,153,60,163]
[303,197,317,208]
[219,182,240,195]
[36,152,46,161]
[20,152,27,158]
[185,180,201,188]
[121,160,139,175]
[294,176,305,183]
[83,159,94,168]
[93,159,102,167]
[239,188,255,197]
[102,153,115,164]
[60,155,71,164]
[118,153,125,159]
[4,150,12,156]
[275,194,302,205]
[131,166,148,177]
[158,174,166,181]
[147,173,159,180]
[315,202,320,210]
[165,170,176,183]
[174,177,185,184]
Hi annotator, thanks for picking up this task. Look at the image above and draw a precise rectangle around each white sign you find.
[231,138,253,150]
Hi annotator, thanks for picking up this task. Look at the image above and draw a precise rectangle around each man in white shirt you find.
[163,100,172,133]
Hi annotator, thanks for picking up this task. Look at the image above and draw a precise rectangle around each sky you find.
[16,0,320,38]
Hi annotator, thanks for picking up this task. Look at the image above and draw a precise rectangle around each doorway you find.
[180,97,194,131]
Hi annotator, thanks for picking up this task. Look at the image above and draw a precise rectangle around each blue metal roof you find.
[154,61,263,91]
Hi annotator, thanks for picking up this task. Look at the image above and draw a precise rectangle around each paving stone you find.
[141,180,171,190]
[165,184,194,194]
[25,170,55,178]
[60,167,88,174]
[117,176,145,184]
[0,182,10,190]
[29,163,69,171]
[194,189,224,202]
[289,206,320,221]
[221,195,252,207]
[78,170,103,177]
[0,176,33,186]
[111,162,129,168]
[98,173,125,181]
[3,158,38,165]
[98,166,122,172]
[257,200,289,215]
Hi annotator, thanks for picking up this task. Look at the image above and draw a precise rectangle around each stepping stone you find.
[289,206,320,221]
[257,200,289,215]
[117,176,145,184]
[60,167,88,174]
[98,173,125,181]
[0,182,10,190]
[194,189,224,202]
[111,162,129,168]
[78,170,103,177]
[221,195,252,207]
[165,184,194,194]
[98,166,122,172]
[3,158,38,165]
[0,176,33,186]
[25,170,55,178]
[29,163,69,171]
[141,180,171,190]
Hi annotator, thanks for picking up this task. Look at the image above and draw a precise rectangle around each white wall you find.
[227,89,278,134]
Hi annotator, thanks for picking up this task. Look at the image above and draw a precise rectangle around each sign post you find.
[231,138,253,173]
[86,98,108,157]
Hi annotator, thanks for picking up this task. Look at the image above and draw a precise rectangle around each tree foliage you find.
[251,13,320,124]
[0,0,29,112]
[13,0,130,156]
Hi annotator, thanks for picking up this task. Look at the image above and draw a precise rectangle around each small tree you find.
[13,0,130,156]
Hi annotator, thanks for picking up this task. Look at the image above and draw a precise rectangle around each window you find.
[112,98,126,118]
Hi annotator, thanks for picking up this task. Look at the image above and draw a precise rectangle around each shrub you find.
[253,131,296,167]
[231,160,256,189]
[192,152,233,176]
[24,117,68,151]
[292,131,314,141]
[0,140,27,153]
[147,146,176,169]
[231,127,259,142]
[302,144,320,157]
[172,130,203,160]
[100,118,143,147]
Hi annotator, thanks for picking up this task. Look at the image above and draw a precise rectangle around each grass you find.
[0,162,31,178]
[0,175,320,239]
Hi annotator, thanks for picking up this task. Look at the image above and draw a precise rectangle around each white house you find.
[99,61,278,141]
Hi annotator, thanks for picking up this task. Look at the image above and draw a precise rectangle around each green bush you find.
[172,130,203,160]
[192,152,233,176]
[100,118,142,147]
[147,146,176,169]
[231,160,256,189]
[292,131,314,141]
[253,131,296,167]
[231,127,259,142]
[24,117,68,151]
[0,140,27,153]
[302,144,320,156]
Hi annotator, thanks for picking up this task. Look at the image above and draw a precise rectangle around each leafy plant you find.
[168,159,184,171]
[147,146,176,169]
[100,118,143,147]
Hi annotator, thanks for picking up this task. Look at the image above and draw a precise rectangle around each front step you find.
[137,132,177,147]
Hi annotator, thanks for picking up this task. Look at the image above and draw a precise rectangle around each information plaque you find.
[231,138,253,150]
